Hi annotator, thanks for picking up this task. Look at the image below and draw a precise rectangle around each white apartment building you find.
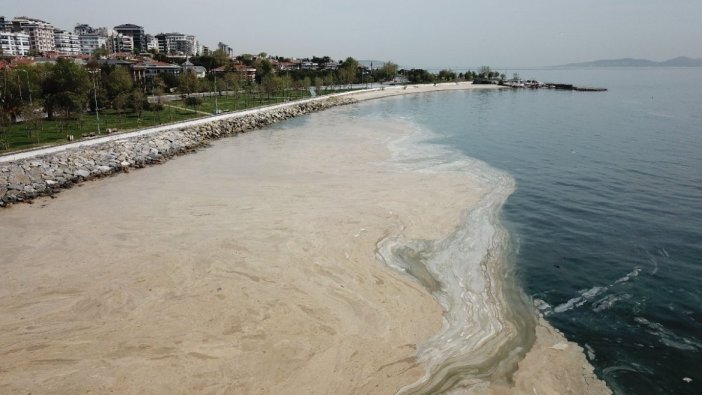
[0,31,31,56]
[79,33,107,55]
[12,17,55,54]
[54,29,80,55]
[145,34,159,52]
[155,32,199,56]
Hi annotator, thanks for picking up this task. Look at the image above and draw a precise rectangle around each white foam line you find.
[375,122,532,392]
[552,267,642,314]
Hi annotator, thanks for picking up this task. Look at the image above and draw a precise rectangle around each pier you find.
[550,83,608,92]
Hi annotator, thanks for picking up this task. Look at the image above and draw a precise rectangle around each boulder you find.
[74,169,90,178]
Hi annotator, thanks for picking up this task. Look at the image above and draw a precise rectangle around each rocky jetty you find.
[0,97,356,207]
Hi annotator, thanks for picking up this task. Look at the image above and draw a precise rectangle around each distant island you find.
[557,56,702,68]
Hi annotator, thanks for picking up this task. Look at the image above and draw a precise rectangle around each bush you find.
[184,97,202,107]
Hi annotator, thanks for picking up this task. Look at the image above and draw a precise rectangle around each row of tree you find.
[402,66,505,83]
[0,59,156,125]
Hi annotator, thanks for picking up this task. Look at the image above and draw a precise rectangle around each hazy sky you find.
[4,0,701,68]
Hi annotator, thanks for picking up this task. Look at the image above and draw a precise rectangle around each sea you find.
[335,68,701,394]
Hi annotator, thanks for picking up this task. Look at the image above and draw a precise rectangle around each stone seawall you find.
[0,96,356,207]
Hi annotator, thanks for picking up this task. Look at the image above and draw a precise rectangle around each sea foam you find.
[376,123,535,393]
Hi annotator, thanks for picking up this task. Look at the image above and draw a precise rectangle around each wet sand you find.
[0,85,609,394]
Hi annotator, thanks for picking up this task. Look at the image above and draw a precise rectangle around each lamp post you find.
[213,70,219,115]
[88,69,101,135]
[370,62,373,89]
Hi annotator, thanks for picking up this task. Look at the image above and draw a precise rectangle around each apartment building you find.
[77,33,106,55]
[0,16,12,32]
[72,23,108,55]
[107,33,134,53]
[155,32,199,56]
[0,31,31,56]
[114,23,145,52]
[218,42,234,58]
[145,34,159,52]
[12,16,56,54]
[54,29,80,55]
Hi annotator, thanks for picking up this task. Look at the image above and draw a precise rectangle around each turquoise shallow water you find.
[343,69,702,394]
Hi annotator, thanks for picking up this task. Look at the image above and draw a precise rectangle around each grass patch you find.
[0,106,202,153]
[1,88,361,154]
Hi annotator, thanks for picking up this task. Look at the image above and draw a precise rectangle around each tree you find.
[478,66,492,78]
[161,72,179,90]
[255,58,273,83]
[41,59,90,121]
[403,69,435,83]
[191,55,218,71]
[112,93,129,120]
[238,54,254,66]
[212,49,229,67]
[314,77,323,96]
[377,61,399,82]
[1,68,25,123]
[339,57,359,86]
[302,76,312,94]
[437,69,457,81]
[104,67,133,103]
[222,72,240,97]
[130,90,146,120]
[92,46,108,58]
[178,71,199,96]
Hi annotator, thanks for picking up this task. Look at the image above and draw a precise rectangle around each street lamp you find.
[213,70,220,115]
[88,69,101,135]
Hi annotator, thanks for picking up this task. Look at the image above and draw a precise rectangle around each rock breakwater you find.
[0,97,355,207]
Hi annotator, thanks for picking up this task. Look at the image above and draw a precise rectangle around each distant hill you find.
[558,56,702,68]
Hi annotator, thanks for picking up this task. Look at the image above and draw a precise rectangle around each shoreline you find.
[0,83,610,394]
[375,120,610,394]
[0,83,503,208]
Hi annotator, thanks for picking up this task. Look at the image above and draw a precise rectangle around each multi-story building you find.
[155,32,199,56]
[12,17,55,54]
[54,29,80,56]
[145,34,159,52]
[0,16,12,32]
[107,33,134,54]
[0,31,31,56]
[114,24,145,52]
[74,23,108,55]
[74,23,94,35]
[217,42,234,58]
[78,33,106,55]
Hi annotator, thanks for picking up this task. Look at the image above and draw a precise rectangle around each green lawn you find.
[0,89,360,154]
[167,90,313,114]
[0,106,201,153]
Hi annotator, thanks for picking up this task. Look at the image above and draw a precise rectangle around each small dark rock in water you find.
[554,264,561,268]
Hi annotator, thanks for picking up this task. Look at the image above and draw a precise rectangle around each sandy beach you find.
[0,84,609,394]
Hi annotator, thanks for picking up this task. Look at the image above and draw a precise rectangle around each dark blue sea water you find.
[352,69,702,394]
